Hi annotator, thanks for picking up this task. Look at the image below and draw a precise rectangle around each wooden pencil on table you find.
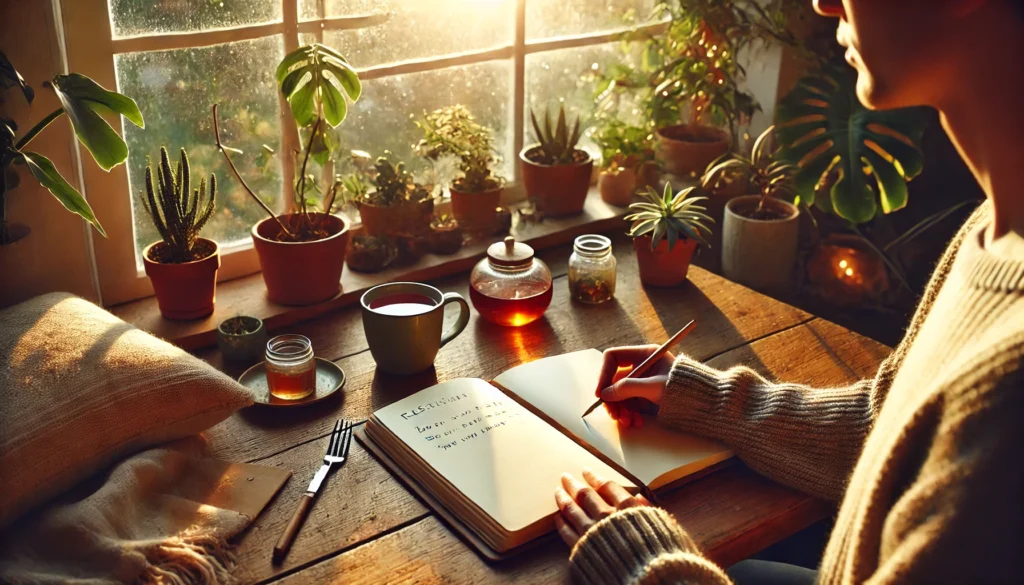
[581,319,696,418]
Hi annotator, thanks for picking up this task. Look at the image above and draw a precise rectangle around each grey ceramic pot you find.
[217,316,269,362]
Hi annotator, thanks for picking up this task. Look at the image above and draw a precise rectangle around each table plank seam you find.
[244,420,368,465]
[254,513,432,585]
[700,316,817,364]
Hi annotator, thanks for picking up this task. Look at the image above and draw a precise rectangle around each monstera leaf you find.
[276,43,361,128]
[775,68,927,224]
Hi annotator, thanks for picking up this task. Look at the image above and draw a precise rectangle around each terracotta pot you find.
[520,146,594,217]
[251,213,350,306]
[143,238,220,320]
[429,225,464,255]
[450,185,502,233]
[358,198,433,237]
[633,235,698,287]
[598,168,637,207]
[656,124,729,177]
[722,195,800,292]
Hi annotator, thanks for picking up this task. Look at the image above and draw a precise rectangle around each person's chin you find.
[854,72,887,111]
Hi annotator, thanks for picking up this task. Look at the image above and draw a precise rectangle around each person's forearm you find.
[659,356,885,501]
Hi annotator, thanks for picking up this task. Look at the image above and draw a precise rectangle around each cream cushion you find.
[0,293,253,527]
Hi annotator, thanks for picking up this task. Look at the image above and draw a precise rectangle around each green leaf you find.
[18,151,106,236]
[287,81,317,127]
[277,44,361,129]
[275,45,313,83]
[319,74,348,127]
[48,74,143,171]
[775,67,925,224]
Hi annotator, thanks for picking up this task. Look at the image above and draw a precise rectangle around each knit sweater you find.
[570,202,1024,585]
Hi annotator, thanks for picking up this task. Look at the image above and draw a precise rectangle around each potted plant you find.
[520,105,592,216]
[416,105,503,233]
[592,1,797,178]
[217,315,268,362]
[357,152,434,238]
[429,213,463,255]
[625,183,713,287]
[214,43,361,306]
[594,120,656,207]
[1,52,143,245]
[346,234,396,273]
[703,125,800,291]
[137,147,219,320]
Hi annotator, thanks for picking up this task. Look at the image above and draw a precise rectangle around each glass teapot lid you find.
[486,236,534,269]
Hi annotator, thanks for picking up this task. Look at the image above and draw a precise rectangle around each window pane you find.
[302,1,514,68]
[526,0,657,40]
[326,60,513,183]
[116,36,285,268]
[109,0,281,38]
[525,43,644,158]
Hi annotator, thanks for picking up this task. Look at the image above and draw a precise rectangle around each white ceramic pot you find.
[722,195,800,291]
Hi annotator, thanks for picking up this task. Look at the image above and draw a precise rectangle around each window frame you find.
[60,0,664,306]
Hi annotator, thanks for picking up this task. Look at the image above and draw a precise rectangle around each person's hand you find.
[596,345,674,428]
[554,468,651,547]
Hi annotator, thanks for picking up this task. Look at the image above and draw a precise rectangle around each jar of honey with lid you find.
[470,236,552,326]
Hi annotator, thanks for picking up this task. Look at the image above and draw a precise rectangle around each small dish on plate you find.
[239,358,345,407]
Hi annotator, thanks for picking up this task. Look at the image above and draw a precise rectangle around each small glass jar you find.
[569,234,616,304]
[470,237,553,327]
[265,334,316,401]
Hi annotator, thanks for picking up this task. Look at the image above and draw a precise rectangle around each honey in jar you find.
[265,334,316,400]
[470,237,552,327]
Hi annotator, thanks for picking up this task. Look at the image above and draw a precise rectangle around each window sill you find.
[109,191,627,351]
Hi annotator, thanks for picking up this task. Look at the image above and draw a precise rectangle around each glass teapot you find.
[469,237,552,326]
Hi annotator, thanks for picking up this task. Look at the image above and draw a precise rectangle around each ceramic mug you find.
[360,282,470,375]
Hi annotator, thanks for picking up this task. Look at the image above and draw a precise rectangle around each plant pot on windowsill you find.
[520,145,593,217]
[252,213,350,306]
[346,234,396,273]
[656,124,729,177]
[217,315,268,362]
[358,197,433,238]
[633,235,699,287]
[143,239,220,320]
[450,181,502,234]
[722,194,800,292]
[429,214,464,255]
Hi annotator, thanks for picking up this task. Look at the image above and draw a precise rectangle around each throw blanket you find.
[0,437,289,585]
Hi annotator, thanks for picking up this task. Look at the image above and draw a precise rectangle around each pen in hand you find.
[582,320,695,419]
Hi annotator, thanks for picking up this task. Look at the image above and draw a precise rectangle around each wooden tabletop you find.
[196,232,891,585]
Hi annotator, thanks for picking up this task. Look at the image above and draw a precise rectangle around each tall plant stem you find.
[14,108,64,151]
[212,104,293,238]
[295,116,321,225]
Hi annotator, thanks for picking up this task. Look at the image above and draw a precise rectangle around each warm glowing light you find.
[839,259,848,269]
[845,268,854,277]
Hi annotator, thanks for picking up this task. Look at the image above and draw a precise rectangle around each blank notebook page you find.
[373,378,632,533]
[493,350,732,488]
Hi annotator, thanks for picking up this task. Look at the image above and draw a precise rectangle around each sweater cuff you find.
[658,355,729,440]
[570,507,717,585]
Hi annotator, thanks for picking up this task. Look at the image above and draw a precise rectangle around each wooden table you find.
[196,232,891,585]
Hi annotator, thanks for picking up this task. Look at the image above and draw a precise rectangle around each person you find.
[554,1,1024,583]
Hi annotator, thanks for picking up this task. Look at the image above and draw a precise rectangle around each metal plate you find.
[239,357,346,407]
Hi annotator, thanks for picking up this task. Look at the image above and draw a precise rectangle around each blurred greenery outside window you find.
[104,0,712,269]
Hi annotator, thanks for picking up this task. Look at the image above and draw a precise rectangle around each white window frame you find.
[60,0,664,306]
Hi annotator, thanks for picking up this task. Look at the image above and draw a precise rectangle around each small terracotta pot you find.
[143,238,220,320]
[429,225,464,255]
[450,185,502,233]
[656,124,729,177]
[520,146,594,217]
[633,235,698,287]
[252,213,350,306]
[358,198,433,237]
[599,168,637,207]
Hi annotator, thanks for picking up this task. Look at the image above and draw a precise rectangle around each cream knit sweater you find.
[570,203,1024,585]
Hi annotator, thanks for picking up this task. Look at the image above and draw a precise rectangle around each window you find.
[59,1,713,305]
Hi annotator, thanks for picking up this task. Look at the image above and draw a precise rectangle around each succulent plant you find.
[529,104,584,165]
[626,183,713,250]
[702,125,797,219]
[140,147,216,263]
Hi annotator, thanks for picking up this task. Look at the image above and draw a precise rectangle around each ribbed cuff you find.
[569,507,730,585]
[657,355,730,440]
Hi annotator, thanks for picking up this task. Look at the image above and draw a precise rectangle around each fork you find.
[273,418,354,563]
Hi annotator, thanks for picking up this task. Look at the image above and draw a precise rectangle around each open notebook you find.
[361,349,732,559]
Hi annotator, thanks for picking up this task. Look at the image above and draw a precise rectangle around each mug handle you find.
[439,292,470,348]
